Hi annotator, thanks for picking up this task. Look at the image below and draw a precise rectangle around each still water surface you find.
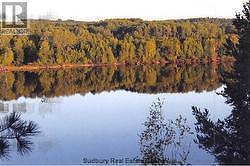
[0,64,243,164]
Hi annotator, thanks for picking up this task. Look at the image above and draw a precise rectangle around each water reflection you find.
[0,64,232,101]
[0,112,40,159]
[0,88,228,164]
[139,98,193,164]
[0,57,235,164]
[192,72,250,162]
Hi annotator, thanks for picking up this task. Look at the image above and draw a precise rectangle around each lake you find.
[0,63,248,165]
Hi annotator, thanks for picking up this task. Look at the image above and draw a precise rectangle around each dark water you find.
[0,63,249,165]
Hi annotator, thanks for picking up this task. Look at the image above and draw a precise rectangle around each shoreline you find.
[0,57,235,72]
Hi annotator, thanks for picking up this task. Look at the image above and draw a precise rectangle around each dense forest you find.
[0,63,233,101]
[0,18,237,66]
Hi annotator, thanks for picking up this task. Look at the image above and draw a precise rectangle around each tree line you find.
[0,18,237,66]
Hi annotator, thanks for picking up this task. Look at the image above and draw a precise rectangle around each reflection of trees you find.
[0,112,40,159]
[0,64,231,101]
[139,98,193,164]
[192,57,250,163]
[192,2,250,164]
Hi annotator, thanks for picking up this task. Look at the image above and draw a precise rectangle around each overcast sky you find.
[1,0,247,21]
